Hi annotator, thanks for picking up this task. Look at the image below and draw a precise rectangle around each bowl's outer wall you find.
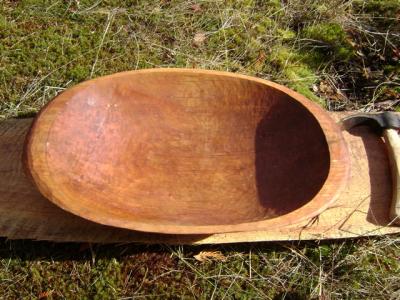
[24,69,350,234]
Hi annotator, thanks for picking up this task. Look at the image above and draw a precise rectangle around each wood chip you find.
[193,32,206,47]
[194,251,226,262]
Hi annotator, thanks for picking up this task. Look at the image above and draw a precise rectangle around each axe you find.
[341,111,400,225]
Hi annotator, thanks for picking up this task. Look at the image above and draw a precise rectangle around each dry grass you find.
[0,0,399,299]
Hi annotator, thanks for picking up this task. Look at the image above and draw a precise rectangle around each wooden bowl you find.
[24,69,349,234]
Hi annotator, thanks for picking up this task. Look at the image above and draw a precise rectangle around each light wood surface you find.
[23,69,349,234]
[0,113,399,244]
[383,128,400,224]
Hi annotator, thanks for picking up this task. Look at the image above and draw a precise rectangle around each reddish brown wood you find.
[0,115,399,243]
[23,69,350,234]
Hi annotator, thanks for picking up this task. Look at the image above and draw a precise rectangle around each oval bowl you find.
[24,69,349,234]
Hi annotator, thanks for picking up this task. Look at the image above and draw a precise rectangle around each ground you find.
[0,0,399,299]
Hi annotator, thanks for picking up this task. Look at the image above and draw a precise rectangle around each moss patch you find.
[302,22,355,61]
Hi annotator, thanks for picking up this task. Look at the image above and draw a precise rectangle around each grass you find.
[0,237,399,299]
[0,0,399,298]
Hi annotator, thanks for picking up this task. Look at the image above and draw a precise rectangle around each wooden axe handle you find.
[383,128,400,224]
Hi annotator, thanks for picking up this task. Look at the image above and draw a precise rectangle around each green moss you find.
[354,0,400,27]
[90,259,122,299]
[277,28,296,40]
[269,46,323,105]
[256,18,274,34]
[383,64,400,74]
[303,23,345,45]
[270,45,295,66]
[288,78,322,105]
[302,23,355,61]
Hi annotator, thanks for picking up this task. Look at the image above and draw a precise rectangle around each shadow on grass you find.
[272,291,308,300]
[0,236,367,262]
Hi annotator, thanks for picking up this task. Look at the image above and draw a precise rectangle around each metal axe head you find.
[341,111,400,132]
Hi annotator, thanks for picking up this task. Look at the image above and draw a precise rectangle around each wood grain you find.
[383,128,400,224]
[0,114,399,243]
[23,69,349,234]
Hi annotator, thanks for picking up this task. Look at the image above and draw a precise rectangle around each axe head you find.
[341,111,400,132]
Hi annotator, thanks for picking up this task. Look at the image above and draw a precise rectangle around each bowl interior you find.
[39,71,330,228]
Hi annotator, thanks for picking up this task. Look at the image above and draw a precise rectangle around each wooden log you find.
[0,114,399,244]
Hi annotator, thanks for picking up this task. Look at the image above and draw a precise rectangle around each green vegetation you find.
[301,23,355,61]
[0,0,399,298]
[0,238,399,299]
[354,0,400,27]
[1,0,398,117]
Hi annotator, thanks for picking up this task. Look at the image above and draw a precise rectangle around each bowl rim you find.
[24,68,350,234]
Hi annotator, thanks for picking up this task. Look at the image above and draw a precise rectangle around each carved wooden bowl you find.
[24,69,349,234]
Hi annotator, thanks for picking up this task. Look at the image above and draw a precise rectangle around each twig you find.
[90,11,115,78]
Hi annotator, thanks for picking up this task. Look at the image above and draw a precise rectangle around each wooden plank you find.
[0,114,399,244]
